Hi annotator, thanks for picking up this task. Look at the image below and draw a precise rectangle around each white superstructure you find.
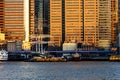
[63,43,77,51]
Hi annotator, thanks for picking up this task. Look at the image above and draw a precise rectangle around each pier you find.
[6,50,116,61]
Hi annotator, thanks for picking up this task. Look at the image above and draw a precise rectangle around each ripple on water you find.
[0,61,120,80]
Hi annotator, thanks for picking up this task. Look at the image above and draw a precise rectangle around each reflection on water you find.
[0,61,120,80]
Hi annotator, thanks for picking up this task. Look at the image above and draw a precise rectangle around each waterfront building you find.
[118,0,120,53]
[35,0,49,35]
[83,0,99,46]
[50,0,63,46]
[35,0,44,35]
[0,0,50,50]
[4,0,25,41]
[98,0,112,48]
[0,0,35,42]
[65,0,83,44]
[111,0,118,43]
[0,0,118,49]
[49,0,118,48]
[118,0,120,33]
[29,0,35,41]
[0,0,4,33]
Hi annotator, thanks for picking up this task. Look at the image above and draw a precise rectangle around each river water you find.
[0,61,120,80]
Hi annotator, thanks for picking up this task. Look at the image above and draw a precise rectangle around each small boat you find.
[33,57,66,62]
[109,55,120,61]
[0,50,8,61]
[73,53,80,61]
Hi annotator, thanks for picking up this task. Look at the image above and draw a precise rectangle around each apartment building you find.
[0,0,35,42]
[29,0,35,41]
[49,0,118,47]
[4,0,25,41]
[84,0,99,46]
[50,0,62,46]
[0,0,4,33]
[65,0,83,43]
[118,0,120,33]
[0,0,118,48]
[111,0,118,43]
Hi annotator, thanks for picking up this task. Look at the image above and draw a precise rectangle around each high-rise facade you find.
[4,0,25,41]
[118,0,120,33]
[111,0,118,43]
[0,0,4,33]
[0,0,118,48]
[0,0,35,42]
[49,0,118,47]
[29,0,35,41]
[50,0,62,46]
[0,0,48,42]
[84,0,99,46]
[65,0,83,43]
[98,0,112,47]
[35,0,44,34]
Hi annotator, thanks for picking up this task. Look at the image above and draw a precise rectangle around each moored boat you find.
[0,50,8,61]
[33,56,67,62]
[73,53,81,61]
[109,55,120,61]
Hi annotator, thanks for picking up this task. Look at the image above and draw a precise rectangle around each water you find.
[0,61,120,80]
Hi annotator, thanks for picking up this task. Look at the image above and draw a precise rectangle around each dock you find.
[5,50,116,61]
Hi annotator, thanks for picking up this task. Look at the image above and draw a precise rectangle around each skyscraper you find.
[0,0,118,49]
[84,0,99,46]
[50,0,62,46]
[4,0,25,41]
[65,0,83,43]
[118,0,120,33]
[49,0,118,47]
[98,0,112,48]
[111,0,118,43]
[0,0,35,42]
[0,0,4,33]
[29,0,35,41]
[35,0,44,35]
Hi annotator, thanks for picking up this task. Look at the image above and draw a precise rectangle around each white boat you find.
[73,53,80,61]
[0,50,8,61]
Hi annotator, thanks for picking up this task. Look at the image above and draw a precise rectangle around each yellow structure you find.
[22,41,31,50]
[0,33,5,41]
